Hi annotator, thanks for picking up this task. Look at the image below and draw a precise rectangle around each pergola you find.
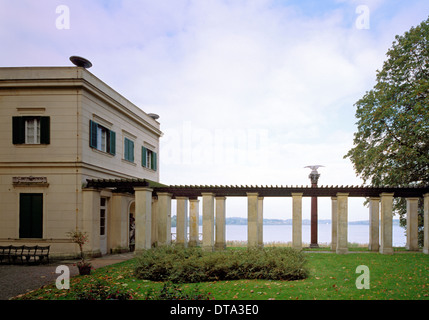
[85,178,429,254]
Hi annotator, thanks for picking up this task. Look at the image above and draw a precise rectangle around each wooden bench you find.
[0,245,50,265]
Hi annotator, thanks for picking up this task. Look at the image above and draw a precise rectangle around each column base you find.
[368,244,379,251]
[336,248,348,254]
[379,247,394,255]
[309,243,319,248]
[188,240,200,247]
[202,246,214,252]
[423,247,429,254]
[215,243,226,251]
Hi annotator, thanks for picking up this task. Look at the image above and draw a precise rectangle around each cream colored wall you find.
[80,89,160,183]
[0,89,80,163]
[0,67,162,258]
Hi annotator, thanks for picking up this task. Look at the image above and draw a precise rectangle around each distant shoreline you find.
[171,216,401,227]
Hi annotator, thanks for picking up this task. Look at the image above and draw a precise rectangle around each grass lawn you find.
[14,250,429,300]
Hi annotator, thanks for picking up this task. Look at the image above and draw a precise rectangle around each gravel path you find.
[0,253,135,300]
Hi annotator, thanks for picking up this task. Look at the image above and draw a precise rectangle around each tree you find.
[345,16,429,246]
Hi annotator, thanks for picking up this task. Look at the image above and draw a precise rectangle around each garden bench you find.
[0,245,11,264]
[0,245,50,265]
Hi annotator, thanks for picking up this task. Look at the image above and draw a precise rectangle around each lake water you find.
[172,224,407,247]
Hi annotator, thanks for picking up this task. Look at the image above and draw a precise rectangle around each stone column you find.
[380,193,394,255]
[151,197,158,247]
[82,188,101,256]
[134,187,153,252]
[368,197,380,252]
[215,196,226,250]
[406,197,419,251]
[424,193,429,254]
[331,197,337,252]
[202,193,215,251]
[247,193,259,248]
[336,193,349,254]
[176,197,189,247]
[258,197,264,248]
[292,193,302,250]
[292,193,303,250]
[157,192,172,246]
[188,198,200,247]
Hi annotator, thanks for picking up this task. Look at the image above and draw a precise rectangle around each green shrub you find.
[144,282,212,300]
[73,278,133,300]
[134,246,309,283]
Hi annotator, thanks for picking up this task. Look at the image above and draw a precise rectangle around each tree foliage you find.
[345,17,429,246]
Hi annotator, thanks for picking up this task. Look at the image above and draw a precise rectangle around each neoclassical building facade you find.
[0,66,162,258]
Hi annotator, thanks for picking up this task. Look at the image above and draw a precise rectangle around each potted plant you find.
[67,230,92,275]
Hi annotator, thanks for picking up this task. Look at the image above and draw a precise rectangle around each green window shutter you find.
[124,138,134,162]
[142,147,147,167]
[89,120,98,148]
[151,151,157,171]
[40,116,50,144]
[12,116,25,144]
[130,140,134,162]
[109,130,116,155]
[124,138,129,160]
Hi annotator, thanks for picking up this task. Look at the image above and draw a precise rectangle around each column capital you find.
[405,197,420,201]
[215,196,226,200]
[157,192,172,197]
[336,192,349,197]
[201,192,216,197]
[175,196,189,200]
[291,193,303,197]
[246,192,259,197]
[134,187,153,193]
[380,192,394,197]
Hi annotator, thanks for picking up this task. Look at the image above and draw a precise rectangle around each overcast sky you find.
[1,0,428,221]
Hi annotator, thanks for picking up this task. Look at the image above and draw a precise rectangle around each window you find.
[12,116,50,145]
[19,193,43,238]
[89,120,116,155]
[124,138,134,162]
[25,118,40,144]
[142,146,157,171]
[100,197,106,236]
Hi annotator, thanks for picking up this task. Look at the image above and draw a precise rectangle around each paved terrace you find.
[85,179,429,255]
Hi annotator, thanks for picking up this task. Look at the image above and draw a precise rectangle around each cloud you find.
[1,0,427,220]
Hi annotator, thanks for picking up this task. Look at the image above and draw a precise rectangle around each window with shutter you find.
[142,146,157,171]
[89,120,116,155]
[12,116,50,145]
